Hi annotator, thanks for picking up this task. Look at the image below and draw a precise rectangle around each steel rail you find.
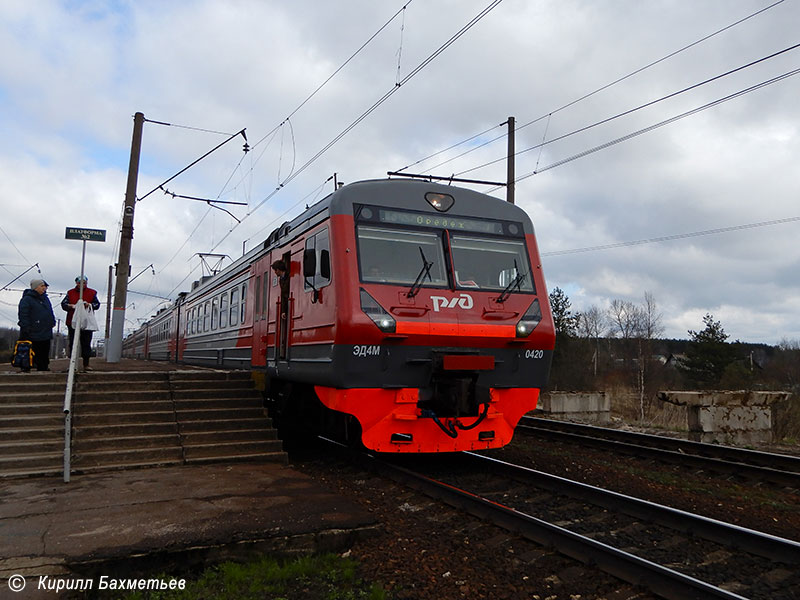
[364,451,751,600]
[464,452,800,562]
[519,416,800,487]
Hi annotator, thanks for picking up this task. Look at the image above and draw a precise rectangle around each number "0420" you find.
[525,349,544,359]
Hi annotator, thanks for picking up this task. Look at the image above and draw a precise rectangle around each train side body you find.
[123,178,555,453]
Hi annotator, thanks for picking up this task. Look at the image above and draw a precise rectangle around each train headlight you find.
[515,299,542,338]
[360,289,396,333]
[425,192,455,212]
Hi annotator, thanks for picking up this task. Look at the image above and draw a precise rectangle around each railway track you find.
[518,416,800,488]
[359,449,800,600]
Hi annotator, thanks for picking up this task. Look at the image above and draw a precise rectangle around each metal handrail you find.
[62,276,86,483]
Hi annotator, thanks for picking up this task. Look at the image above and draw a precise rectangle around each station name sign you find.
[65,227,106,242]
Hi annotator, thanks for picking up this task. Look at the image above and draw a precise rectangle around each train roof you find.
[180,178,536,300]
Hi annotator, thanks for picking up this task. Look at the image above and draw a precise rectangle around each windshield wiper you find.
[407,246,433,298]
[496,259,528,303]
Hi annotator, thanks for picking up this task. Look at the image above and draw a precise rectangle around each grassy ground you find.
[91,554,388,600]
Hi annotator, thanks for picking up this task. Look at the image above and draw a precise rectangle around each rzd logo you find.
[431,293,474,312]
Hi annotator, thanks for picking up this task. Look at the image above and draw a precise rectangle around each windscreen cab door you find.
[303,246,330,304]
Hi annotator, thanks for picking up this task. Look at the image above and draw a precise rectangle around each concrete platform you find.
[0,462,377,598]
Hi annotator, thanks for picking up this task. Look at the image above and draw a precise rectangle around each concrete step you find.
[74,400,175,414]
[0,382,67,395]
[183,439,284,459]
[175,407,268,421]
[171,388,260,400]
[0,451,62,471]
[0,367,285,478]
[185,451,288,466]
[74,433,182,453]
[73,390,173,403]
[0,402,62,416]
[74,381,171,393]
[181,428,278,445]
[73,446,184,469]
[1,426,63,442]
[0,373,67,385]
[73,422,179,438]
[73,411,177,427]
[0,392,65,404]
[173,397,262,411]
[0,465,62,479]
[0,415,63,429]
[180,417,275,433]
[0,438,63,455]
[168,371,252,381]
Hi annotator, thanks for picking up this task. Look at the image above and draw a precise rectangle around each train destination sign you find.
[377,208,505,235]
[65,227,106,242]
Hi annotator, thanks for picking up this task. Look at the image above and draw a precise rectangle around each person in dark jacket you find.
[62,275,101,371]
[17,278,57,372]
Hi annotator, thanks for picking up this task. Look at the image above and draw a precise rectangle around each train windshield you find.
[358,226,448,286]
[450,235,535,293]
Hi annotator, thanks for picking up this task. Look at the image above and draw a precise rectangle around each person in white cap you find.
[61,275,101,371]
[17,278,56,372]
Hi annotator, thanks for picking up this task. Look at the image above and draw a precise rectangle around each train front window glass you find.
[450,235,535,293]
[357,226,447,287]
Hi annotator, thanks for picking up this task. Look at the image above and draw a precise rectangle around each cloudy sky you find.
[1,0,798,345]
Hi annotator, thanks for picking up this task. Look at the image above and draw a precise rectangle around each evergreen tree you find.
[549,287,577,337]
[681,313,738,387]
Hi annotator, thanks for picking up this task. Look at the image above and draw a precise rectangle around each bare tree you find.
[641,291,664,341]
[577,305,605,377]
[608,299,644,341]
[636,292,664,421]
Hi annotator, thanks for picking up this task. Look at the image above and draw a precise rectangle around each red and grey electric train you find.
[122,178,555,452]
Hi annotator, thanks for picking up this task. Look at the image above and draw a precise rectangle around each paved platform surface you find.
[0,462,377,599]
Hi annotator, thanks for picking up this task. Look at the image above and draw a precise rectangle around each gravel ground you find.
[292,431,800,600]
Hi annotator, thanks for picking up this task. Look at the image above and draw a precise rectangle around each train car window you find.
[230,288,239,326]
[220,292,229,328]
[303,229,332,291]
[240,282,247,323]
[357,226,447,287]
[316,229,331,286]
[211,297,219,330]
[450,235,535,293]
[254,276,262,320]
[203,302,210,332]
[262,271,269,317]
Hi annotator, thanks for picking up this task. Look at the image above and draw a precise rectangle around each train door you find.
[251,258,272,368]
[277,251,291,360]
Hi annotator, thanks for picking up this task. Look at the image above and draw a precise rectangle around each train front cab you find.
[288,179,556,453]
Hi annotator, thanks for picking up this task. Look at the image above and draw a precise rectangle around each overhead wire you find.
[248,1,415,153]
[210,0,505,253]
[0,224,33,266]
[542,216,800,257]
[398,0,787,175]
[465,41,800,179]
[505,65,800,186]
[136,1,418,306]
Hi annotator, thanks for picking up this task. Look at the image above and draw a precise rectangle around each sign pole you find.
[63,227,106,483]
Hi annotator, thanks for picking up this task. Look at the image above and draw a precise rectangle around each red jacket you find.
[61,286,100,327]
